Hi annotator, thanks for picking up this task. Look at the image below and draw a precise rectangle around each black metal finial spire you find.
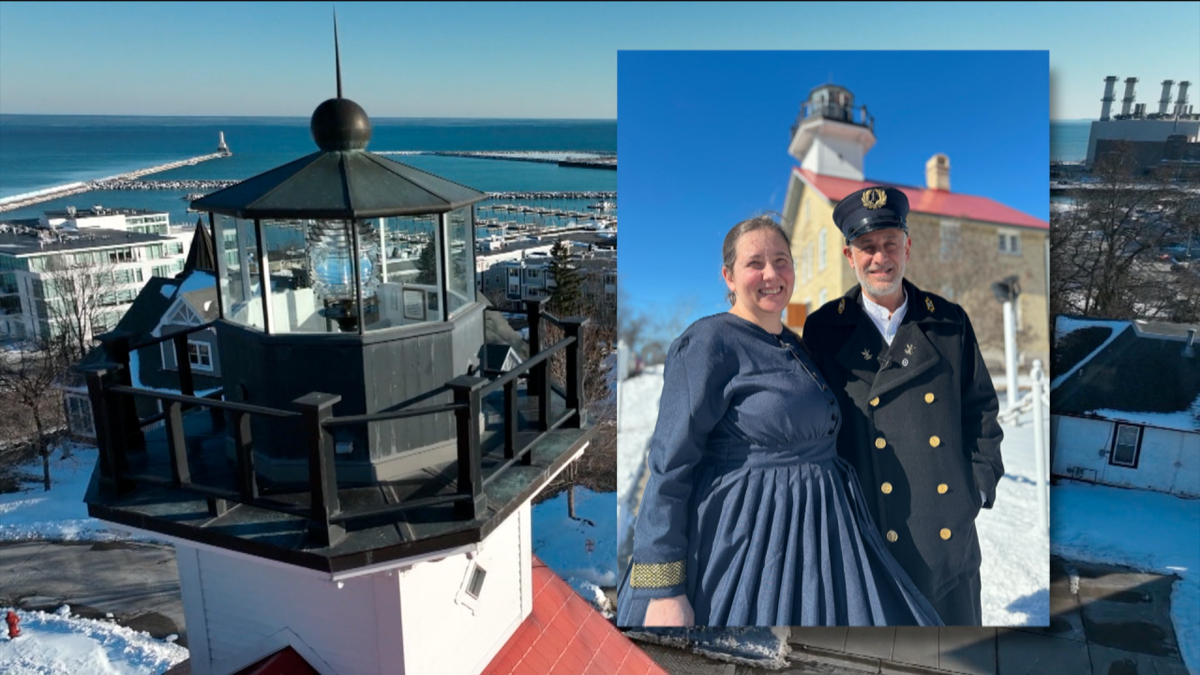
[334,8,343,98]
[311,9,372,151]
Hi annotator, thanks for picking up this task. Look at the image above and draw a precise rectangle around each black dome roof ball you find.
[311,98,372,151]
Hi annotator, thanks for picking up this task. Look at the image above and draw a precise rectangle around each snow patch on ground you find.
[0,446,142,542]
[616,366,664,548]
[532,487,618,608]
[1052,483,1200,675]
[0,606,188,675]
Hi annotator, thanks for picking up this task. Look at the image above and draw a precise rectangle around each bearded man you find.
[802,186,1005,626]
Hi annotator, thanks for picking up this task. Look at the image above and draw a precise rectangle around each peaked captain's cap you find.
[833,186,909,243]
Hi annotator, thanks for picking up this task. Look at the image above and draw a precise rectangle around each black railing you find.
[83,299,589,547]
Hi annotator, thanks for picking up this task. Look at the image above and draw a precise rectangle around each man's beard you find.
[854,262,904,300]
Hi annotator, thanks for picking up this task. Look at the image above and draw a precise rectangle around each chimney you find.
[1100,76,1118,121]
[1158,80,1174,116]
[1175,81,1191,118]
[925,154,950,191]
[1120,77,1138,117]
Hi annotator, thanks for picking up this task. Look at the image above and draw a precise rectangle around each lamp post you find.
[991,274,1022,417]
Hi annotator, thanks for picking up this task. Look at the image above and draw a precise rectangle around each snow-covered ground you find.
[0,445,143,542]
[1052,483,1199,675]
[0,606,188,675]
[615,365,1051,626]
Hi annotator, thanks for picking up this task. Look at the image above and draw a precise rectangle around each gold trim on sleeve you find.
[630,560,686,588]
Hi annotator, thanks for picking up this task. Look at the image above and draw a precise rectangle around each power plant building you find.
[1087,76,1200,169]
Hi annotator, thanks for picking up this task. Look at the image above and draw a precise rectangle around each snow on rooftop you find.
[1051,320,1129,391]
[0,606,188,674]
[1085,397,1200,432]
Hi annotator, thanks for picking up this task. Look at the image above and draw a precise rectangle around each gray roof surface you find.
[1053,315,1200,421]
[191,150,487,220]
[0,228,172,256]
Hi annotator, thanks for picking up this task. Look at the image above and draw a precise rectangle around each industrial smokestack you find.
[1100,76,1118,121]
[1120,77,1138,117]
[1158,80,1174,116]
[1175,81,1191,118]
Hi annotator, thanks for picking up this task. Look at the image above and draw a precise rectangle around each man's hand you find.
[644,595,695,627]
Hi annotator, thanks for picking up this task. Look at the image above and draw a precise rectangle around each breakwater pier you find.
[0,152,229,214]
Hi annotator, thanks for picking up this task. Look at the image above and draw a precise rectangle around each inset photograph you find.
[616,50,1050,628]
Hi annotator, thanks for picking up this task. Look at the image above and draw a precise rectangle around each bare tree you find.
[1049,143,1192,320]
[41,251,115,364]
[0,335,69,491]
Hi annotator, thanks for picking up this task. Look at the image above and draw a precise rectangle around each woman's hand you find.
[644,595,695,627]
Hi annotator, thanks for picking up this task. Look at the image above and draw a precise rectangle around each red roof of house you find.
[483,558,666,675]
[795,168,1048,230]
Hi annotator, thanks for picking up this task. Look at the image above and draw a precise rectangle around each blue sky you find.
[0,2,1195,118]
[618,51,1049,321]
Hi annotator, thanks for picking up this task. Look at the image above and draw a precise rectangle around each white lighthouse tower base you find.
[161,501,534,675]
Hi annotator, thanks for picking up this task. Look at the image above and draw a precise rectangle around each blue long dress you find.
[616,313,942,627]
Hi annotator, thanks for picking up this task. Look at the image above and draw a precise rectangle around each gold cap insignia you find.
[838,298,845,314]
[862,188,887,210]
[925,297,935,313]
[862,348,873,361]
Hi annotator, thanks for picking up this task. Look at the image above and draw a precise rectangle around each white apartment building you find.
[481,248,616,306]
[0,206,192,343]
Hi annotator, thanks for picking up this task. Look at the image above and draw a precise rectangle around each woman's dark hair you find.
[722,213,792,306]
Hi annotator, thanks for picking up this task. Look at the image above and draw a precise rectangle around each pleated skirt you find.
[617,455,943,627]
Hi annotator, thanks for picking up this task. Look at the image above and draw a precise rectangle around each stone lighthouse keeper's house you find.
[782,84,1050,366]
[79,54,660,674]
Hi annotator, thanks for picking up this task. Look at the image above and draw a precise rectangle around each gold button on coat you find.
[875,437,886,449]
[940,528,952,540]
[925,393,935,403]
[930,436,941,448]
[870,397,880,407]
[937,483,949,494]
[881,482,893,494]
[886,530,898,542]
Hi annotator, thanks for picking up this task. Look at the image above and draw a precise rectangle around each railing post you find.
[165,401,190,487]
[524,299,545,407]
[449,375,487,520]
[504,379,519,461]
[84,367,132,497]
[560,317,589,429]
[295,392,344,547]
[232,410,258,500]
[103,333,145,454]
[172,332,195,398]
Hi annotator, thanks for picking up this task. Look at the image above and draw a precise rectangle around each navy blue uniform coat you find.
[803,280,1004,606]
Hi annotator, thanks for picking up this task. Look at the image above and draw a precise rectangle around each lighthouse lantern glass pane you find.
[365,214,442,331]
[446,207,474,316]
[216,214,264,330]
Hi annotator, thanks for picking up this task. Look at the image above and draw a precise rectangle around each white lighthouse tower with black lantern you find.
[787,83,877,181]
[80,25,598,675]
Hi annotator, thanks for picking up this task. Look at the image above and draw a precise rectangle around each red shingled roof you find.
[483,558,666,675]
[795,168,1048,230]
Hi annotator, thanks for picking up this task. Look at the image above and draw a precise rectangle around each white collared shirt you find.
[861,289,908,346]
